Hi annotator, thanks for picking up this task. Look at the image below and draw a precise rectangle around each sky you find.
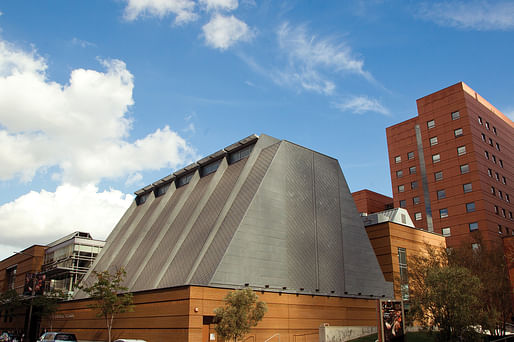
[0,0,513,260]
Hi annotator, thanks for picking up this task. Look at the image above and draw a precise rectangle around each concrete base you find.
[319,324,377,342]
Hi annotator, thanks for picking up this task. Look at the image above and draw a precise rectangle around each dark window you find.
[398,247,409,300]
[407,151,415,160]
[481,133,486,141]
[440,208,448,218]
[457,146,466,156]
[395,155,401,163]
[502,208,506,217]
[451,111,460,120]
[413,197,420,205]
[507,193,510,202]
[399,200,406,208]
[485,151,489,159]
[409,166,416,174]
[398,185,405,193]
[509,211,512,219]
[493,126,497,135]
[495,172,500,181]
[463,183,472,193]
[478,116,483,124]
[427,120,435,129]
[488,168,492,177]
[154,183,170,198]
[460,164,470,174]
[200,159,221,177]
[496,143,500,151]
[411,181,418,189]
[435,171,443,181]
[499,159,504,168]
[454,128,463,137]
[135,193,149,206]
[499,190,503,199]
[6,266,16,290]
[430,136,438,146]
[229,144,254,164]
[489,138,494,146]
[502,176,506,184]
[396,170,403,178]
[491,186,496,195]
[486,121,490,129]
[466,202,476,213]
[492,155,497,163]
[469,222,478,231]
[437,190,446,200]
[176,173,193,187]
[494,205,499,214]
[499,225,503,234]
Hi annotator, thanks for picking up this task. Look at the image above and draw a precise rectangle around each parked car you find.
[113,340,147,342]
[37,332,77,342]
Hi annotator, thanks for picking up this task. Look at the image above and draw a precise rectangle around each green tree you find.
[409,247,482,341]
[79,268,133,342]
[0,289,22,321]
[32,289,67,332]
[214,288,267,342]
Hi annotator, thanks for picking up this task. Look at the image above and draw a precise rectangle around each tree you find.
[214,288,267,342]
[409,247,482,341]
[0,289,22,321]
[78,268,133,342]
[32,289,67,332]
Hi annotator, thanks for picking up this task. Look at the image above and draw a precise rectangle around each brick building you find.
[386,82,513,248]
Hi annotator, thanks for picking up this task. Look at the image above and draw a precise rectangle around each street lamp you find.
[14,251,39,342]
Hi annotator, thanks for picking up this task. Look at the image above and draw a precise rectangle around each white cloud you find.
[202,14,253,50]
[418,1,514,31]
[0,39,197,184]
[123,0,197,25]
[270,23,373,95]
[332,96,389,115]
[125,172,143,186]
[199,0,238,12]
[0,184,133,260]
[71,37,96,48]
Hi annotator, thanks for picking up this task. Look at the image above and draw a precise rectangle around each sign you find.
[379,300,405,342]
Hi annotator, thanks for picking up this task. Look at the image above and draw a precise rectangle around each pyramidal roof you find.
[76,134,392,299]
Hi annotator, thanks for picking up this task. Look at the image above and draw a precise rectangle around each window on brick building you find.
[413,197,420,205]
[409,166,416,174]
[430,136,438,146]
[478,116,483,124]
[488,168,492,177]
[396,170,403,178]
[486,121,490,129]
[440,208,448,218]
[460,164,470,174]
[457,146,466,156]
[415,212,422,220]
[481,133,486,141]
[466,202,476,213]
[442,227,451,237]
[469,222,478,231]
[395,155,401,163]
[398,185,405,193]
[463,183,472,193]
[399,200,406,208]
[432,154,441,163]
[427,120,435,129]
[454,128,463,137]
[451,111,460,120]
[485,151,489,159]
[437,190,446,200]
[435,171,443,181]
[411,181,418,189]
[408,151,415,160]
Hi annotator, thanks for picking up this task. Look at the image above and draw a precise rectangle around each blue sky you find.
[0,0,513,259]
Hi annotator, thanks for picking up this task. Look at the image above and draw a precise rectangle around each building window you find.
[427,120,435,129]
[472,243,480,251]
[135,193,149,206]
[6,266,17,290]
[396,170,403,178]
[176,173,193,188]
[228,144,254,164]
[489,138,494,146]
[451,111,460,120]
[154,183,171,198]
[437,190,446,200]
[463,183,472,193]
[488,168,492,177]
[507,194,510,202]
[398,247,409,300]
[460,164,470,174]
[494,205,499,214]
[493,126,497,135]
[440,208,449,218]
[411,181,418,189]
[466,202,476,213]
[481,133,486,141]
[499,225,503,234]
[499,190,503,199]
[454,128,463,137]
[409,166,416,174]
[478,116,483,124]
[492,155,497,163]
[496,143,500,151]
[442,227,451,237]
[430,136,438,146]
[499,159,504,168]
[491,186,496,195]
[485,121,490,130]
[413,197,420,205]
[495,172,500,181]
[502,208,506,218]
[398,185,405,193]
[485,151,489,159]
[435,171,443,181]
[408,151,415,160]
[432,154,441,163]
[509,211,513,220]
[399,200,406,208]
[457,146,466,156]
[469,222,478,231]
[415,212,422,220]
[200,160,221,177]
[395,155,401,163]
[502,176,506,184]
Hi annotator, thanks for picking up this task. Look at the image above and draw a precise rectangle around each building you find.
[361,208,446,300]
[352,189,393,215]
[50,134,394,342]
[386,82,513,248]
[0,233,104,340]
[42,232,105,297]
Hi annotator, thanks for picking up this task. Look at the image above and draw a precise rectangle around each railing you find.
[490,336,514,342]
[264,333,280,342]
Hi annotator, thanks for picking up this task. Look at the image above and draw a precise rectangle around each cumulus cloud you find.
[417,1,514,31]
[0,184,133,260]
[0,39,196,184]
[199,0,238,12]
[202,14,253,50]
[332,95,389,115]
[123,0,197,24]
[71,37,96,48]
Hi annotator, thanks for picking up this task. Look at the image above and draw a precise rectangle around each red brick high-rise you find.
[386,82,513,248]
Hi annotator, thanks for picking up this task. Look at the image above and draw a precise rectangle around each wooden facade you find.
[365,221,446,299]
[47,285,379,342]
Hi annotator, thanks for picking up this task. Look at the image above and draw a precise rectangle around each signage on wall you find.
[378,300,405,342]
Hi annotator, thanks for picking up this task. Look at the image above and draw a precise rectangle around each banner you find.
[379,300,405,342]
[23,273,46,296]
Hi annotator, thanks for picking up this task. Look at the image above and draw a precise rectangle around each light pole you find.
[14,251,38,342]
